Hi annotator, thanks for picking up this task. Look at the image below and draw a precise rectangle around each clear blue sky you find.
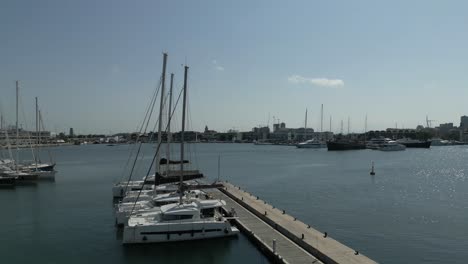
[1,0,467,134]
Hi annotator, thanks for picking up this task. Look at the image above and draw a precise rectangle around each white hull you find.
[379,145,406,151]
[296,143,326,148]
[123,221,238,244]
[116,206,162,226]
[112,181,152,198]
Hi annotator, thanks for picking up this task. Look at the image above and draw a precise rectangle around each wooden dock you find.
[208,182,377,264]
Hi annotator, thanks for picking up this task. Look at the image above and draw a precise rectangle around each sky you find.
[1,0,468,134]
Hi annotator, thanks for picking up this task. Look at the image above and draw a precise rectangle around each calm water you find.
[1,143,468,263]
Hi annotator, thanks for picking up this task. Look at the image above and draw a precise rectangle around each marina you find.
[1,143,468,263]
[2,2,468,263]
[210,182,376,264]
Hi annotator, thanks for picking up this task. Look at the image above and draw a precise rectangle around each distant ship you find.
[296,139,326,148]
[396,138,431,148]
[327,140,366,151]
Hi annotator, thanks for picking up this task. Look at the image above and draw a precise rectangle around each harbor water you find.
[1,143,468,263]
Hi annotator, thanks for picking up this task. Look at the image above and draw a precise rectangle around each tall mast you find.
[38,109,42,148]
[35,97,38,145]
[320,104,323,133]
[347,116,350,135]
[304,108,308,140]
[156,53,168,176]
[329,116,332,132]
[166,73,174,170]
[0,113,3,130]
[179,65,189,204]
[15,81,19,171]
[320,104,323,141]
[340,119,343,134]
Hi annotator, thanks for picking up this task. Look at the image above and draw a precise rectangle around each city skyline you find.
[2,0,468,134]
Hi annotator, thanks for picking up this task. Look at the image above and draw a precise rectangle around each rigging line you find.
[124,78,163,189]
[38,111,53,164]
[117,76,162,183]
[130,85,185,215]
[18,93,37,164]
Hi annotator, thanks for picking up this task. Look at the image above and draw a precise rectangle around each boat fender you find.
[191,231,194,237]
[323,232,327,238]
[224,228,229,234]
[355,250,359,255]
[142,236,147,241]
[282,210,285,214]
[167,234,170,240]
[301,234,304,239]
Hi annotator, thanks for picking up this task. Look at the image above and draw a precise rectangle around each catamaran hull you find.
[116,208,163,226]
[123,223,239,244]
[112,182,153,198]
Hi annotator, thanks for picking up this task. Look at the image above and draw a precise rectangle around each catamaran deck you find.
[208,182,377,264]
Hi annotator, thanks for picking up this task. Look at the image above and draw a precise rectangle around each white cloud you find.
[288,75,344,87]
[212,59,224,71]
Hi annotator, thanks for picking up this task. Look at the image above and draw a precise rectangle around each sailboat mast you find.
[15,81,19,171]
[156,53,168,176]
[35,97,38,145]
[304,108,307,140]
[166,73,174,170]
[320,104,323,133]
[329,116,332,132]
[347,116,350,135]
[38,109,41,147]
[179,65,189,204]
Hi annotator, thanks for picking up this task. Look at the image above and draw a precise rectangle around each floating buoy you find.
[370,161,375,175]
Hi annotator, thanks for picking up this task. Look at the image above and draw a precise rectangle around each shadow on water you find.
[121,236,240,264]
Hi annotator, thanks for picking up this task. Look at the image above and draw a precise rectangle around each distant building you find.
[202,125,217,141]
[438,123,454,137]
[69,128,74,137]
[460,116,468,131]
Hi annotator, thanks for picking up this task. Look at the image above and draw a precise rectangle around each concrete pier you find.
[209,182,377,264]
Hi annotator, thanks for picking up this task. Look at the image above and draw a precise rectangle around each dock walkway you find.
[210,182,377,264]
[210,189,321,264]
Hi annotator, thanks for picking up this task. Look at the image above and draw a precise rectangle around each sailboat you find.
[122,63,238,244]
[296,105,326,148]
[112,57,202,199]
[12,82,55,179]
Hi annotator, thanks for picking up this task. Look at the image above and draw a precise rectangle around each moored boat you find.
[296,139,326,149]
[327,140,366,151]
[379,141,406,151]
[122,200,239,244]
[396,138,431,148]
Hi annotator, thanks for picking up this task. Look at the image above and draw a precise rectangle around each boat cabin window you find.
[161,214,193,221]
[201,208,215,218]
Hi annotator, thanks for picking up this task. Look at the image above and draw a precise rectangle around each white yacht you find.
[115,190,206,226]
[122,199,239,244]
[296,139,326,148]
[366,137,391,149]
[121,183,186,202]
[112,180,154,198]
[379,141,406,151]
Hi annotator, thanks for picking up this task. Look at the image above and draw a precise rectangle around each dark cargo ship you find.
[327,140,366,151]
